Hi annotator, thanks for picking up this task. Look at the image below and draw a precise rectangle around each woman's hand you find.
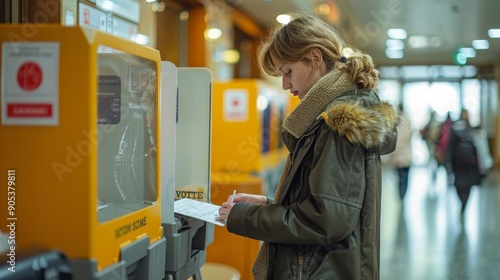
[217,193,267,222]
[218,202,234,222]
[227,193,267,204]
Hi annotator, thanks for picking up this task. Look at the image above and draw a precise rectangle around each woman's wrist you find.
[262,195,268,204]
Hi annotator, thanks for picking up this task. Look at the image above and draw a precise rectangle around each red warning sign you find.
[7,103,52,118]
[17,62,43,91]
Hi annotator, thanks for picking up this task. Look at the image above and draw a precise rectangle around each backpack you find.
[434,116,452,164]
[452,124,477,168]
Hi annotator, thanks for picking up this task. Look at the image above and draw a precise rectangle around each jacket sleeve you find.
[227,126,366,245]
[378,127,398,155]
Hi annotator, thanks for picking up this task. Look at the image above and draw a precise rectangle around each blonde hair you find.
[257,14,379,89]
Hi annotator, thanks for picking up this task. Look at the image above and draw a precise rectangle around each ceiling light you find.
[408,36,428,48]
[459,47,476,58]
[317,4,331,15]
[385,49,403,59]
[386,39,404,50]
[205,28,222,40]
[487,29,500,38]
[387,29,407,40]
[472,40,489,49]
[276,14,291,25]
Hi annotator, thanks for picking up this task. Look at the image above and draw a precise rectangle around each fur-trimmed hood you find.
[320,97,400,148]
[283,68,399,149]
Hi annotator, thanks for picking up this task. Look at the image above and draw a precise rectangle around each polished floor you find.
[380,164,500,280]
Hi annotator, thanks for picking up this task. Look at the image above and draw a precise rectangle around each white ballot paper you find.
[174,198,226,226]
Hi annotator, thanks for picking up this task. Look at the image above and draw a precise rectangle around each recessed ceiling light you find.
[386,39,404,50]
[385,49,403,59]
[472,39,489,49]
[387,29,407,40]
[488,29,500,38]
[459,47,476,58]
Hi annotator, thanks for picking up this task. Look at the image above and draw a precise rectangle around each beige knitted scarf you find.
[251,68,355,279]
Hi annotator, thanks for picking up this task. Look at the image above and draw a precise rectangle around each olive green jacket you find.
[227,69,399,280]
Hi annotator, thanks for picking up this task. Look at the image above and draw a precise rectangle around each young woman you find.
[218,14,399,279]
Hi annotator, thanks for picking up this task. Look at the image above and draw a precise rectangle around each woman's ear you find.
[310,48,323,66]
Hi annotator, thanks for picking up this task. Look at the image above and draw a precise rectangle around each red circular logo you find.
[17,62,43,91]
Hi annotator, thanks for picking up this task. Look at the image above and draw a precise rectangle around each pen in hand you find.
[230,190,236,203]
[217,190,236,222]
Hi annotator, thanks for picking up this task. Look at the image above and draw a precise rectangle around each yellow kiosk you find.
[0,25,164,279]
[0,23,216,280]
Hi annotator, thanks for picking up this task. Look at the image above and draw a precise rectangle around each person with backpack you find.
[435,113,452,166]
[445,109,481,223]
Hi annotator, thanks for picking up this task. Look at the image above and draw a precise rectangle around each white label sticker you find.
[223,89,248,122]
[1,42,60,125]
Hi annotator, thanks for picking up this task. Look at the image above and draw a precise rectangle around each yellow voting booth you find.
[210,79,291,177]
[208,79,292,279]
[210,79,292,199]
[0,25,164,279]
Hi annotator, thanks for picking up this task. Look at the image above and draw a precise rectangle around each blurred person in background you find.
[435,113,454,187]
[445,109,481,223]
[420,110,441,186]
[388,104,413,201]
[435,112,452,167]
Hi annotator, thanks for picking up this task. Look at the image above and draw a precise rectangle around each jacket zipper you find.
[298,251,304,280]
